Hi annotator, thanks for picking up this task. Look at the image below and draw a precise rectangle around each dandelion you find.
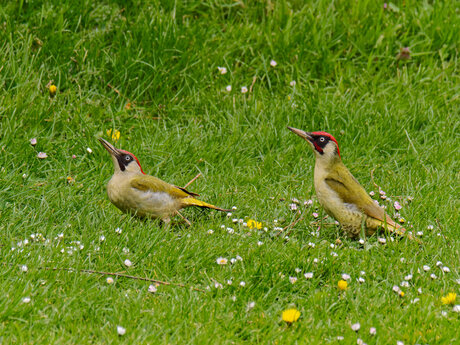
[341,273,351,280]
[107,277,114,284]
[290,80,296,86]
[217,66,227,74]
[441,292,457,305]
[270,59,277,67]
[351,322,360,331]
[124,259,132,267]
[30,138,37,146]
[49,84,57,97]
[117,326,126,336]
[289,276,297,284]
[304,272,313,279]
[247,219,262,229]
[216,257,228,265]
[67,176,75,184]
[225,85,232,92]
[241,86,248,93]
[106,129,121,141]
[37,152,48,159]
[338,280,348,291]
[22,297,31,304]
[148,284,157,293]
[399,217,405,224]
[282,308,300,323]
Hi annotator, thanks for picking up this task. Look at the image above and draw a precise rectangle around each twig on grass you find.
[183,172,202,189]
[249,75,257,93]
[370,166,382,191]
[42,267,206,292]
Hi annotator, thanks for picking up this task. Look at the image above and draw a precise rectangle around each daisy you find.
[216,257,228,265]
[270,59,277,67]
[241,86,248,93]
[117,326,126,336]
[304,272,313,279]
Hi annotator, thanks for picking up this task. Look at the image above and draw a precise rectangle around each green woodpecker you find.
[287,127,407,239]
[99,138,230,224]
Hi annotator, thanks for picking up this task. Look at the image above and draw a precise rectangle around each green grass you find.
[1,0,459,343]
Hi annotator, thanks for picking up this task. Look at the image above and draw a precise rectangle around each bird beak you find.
[287,127,313,143]
[98,138,122,157]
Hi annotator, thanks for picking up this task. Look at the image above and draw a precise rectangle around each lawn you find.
[0,0,459,344]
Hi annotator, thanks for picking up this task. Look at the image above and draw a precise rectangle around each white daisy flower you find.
[241,86,248,93]
[400,281,409,288]
[442,266,450,273]
[214,282,223,289]
[117,326,126,336]
[427,224,434,230]
[86,147,92,154]
[207,229,214,234]
[99,235,106,242]
[411,298,420,304]
[106,277,114,284]
[257,241,263,246]
[423,265,430,271]
[22,297,31,304]
[236,255,243,261]
[341,274,351,280]
[124,259,132,267]
[225,85,232,92]
[37,152,48,159]
[404,274,413,281]
[358,239,365,245]
[30,138,37,146]
[148,284,157,293]
[20,265,28,273]
[216,257,228,265]
[304,272,314,279]
[351,322,360,331]
[230,258,237,264]
[270,59,277,67]
[227,280,233,285]
[295,268,301,273]
[358,277,365,283]
[430,273,437,279]
[436,261,443,267]
[308,242,316,248]
[239,281,246,287]
[115,228,122,234]
[289,276,297,284]
[452,305,460,313]
[369,327,377,335]
[378,237,386,244]
[217,66,227,74]
[290,80,296,86]
[247,301,255,310]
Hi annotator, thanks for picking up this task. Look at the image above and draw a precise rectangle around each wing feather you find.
[130,175,192,199]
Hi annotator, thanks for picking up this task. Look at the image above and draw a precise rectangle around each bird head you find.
[287,127,341,162]
[98,138,145,174]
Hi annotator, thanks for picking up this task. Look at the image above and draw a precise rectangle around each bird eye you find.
[319,137,326,143]
[124,155,132,162]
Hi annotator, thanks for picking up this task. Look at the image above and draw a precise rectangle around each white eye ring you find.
[319,137,325,142]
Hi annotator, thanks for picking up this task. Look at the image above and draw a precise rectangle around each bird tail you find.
[181,197,231,212]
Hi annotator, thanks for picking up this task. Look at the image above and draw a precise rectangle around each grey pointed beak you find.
[98,138,122,157]
[287,127,313,142]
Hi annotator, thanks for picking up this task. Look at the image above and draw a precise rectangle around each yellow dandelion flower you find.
[66,176,75,184]
[106,129,121,141]
[441,292,457,305]
[49,84,57,97]
[247,219,262,230]
[400,291,405,297]
[282,308,300,323]
[338,280,348,291]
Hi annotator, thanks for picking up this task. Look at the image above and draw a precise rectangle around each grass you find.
[0,0,459,343]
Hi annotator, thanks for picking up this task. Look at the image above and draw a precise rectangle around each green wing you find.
[130,175,197,199]
[325,164,396,226]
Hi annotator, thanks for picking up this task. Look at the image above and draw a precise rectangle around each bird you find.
[98,138,230,224]
[287,127,408,239]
